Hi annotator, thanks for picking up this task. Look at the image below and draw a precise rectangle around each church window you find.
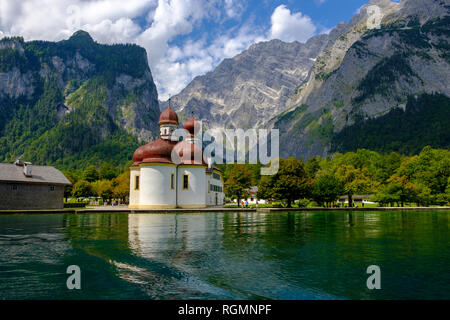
[135,175,140,190]
[183,174,189,190]
[171,173,175,190]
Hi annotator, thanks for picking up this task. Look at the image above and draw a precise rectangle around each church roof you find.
[132,107,209,166]
[158,106,179,125]
[132,138,177,165]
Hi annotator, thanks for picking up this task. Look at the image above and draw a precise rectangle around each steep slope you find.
[0,31,160,169]
[164,36,329,129]
[331,93,450,154]
[273,0,450,159]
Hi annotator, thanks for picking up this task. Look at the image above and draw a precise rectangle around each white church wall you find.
[206,174,213,206]
[177,166,207,208]
[129,168,140,208]
[139,164,177,208]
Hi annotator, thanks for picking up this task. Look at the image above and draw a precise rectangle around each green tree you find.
[224,164,253,206]
[305,156,322,179]
[62,170,81,201]
[112,172,130,203]
[63,173,76,202]
[312,172,344,207]
[397,146,450,195]
[335,165,373,207]
[83,165,99,182]
[371,187,400,207]
[257,175,274,202]
[435,193,449,206]
[258,158,311,208]
[99,162,118,180]
[92,180,114,202]
[375,152,403,182]
[413,183,433,207]
[72,180,94,200]
[445,178,450,205]
[375,175,416,207]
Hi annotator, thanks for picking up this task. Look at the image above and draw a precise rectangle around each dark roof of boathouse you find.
[0,163,72,186]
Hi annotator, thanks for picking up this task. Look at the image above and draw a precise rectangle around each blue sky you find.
[0,0,383,100]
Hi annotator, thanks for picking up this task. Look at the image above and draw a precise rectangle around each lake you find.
[0,211,448,300]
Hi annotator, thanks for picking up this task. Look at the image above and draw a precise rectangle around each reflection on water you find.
[0,211,448,300]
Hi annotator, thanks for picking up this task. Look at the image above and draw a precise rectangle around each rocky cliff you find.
[164,36,329,129]
[273,0,450,158]
[165,0,450,159]
[0,31,160,168]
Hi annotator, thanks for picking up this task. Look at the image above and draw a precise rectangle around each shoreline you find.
[0,206,449,214]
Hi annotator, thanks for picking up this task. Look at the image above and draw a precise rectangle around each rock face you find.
[272,0,450,158]
[164,36,329,129]
[0,31,160,167]
[166,0,449,159]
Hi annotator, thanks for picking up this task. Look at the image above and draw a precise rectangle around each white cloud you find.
[269,5,316,43]
[0,0,154,42]
[0,1,320,100]
[83,18,142,44]
[223,0,246,19]
[137,0,208,67]
[153,23,266,99]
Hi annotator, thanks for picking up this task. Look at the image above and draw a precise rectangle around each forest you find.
[331,93,450,155]
[219,146,450,208]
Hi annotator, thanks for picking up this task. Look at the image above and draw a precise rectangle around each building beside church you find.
[129,107,225,209]
[233,186,268,206]
[0,159,71,210]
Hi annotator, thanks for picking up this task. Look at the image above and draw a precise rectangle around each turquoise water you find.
[0,211,448,300]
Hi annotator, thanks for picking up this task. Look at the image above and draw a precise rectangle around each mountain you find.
[166,0,449,159]
[0,31,160,169]
[2,0,447,169]
[163,36,330,129]
[273,0,450,158]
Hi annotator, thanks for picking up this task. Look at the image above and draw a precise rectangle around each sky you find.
[0,0,376,100]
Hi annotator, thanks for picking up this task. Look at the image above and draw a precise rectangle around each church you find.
[129,106,225,209]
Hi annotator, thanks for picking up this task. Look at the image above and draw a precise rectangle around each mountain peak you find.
[68,30,94,43]
[368,0,395,5]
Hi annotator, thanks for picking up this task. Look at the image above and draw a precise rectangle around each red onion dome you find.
[132,145,145,165]
[158,106,179,125]
[172,141,207,165]
[132,138,177,165]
